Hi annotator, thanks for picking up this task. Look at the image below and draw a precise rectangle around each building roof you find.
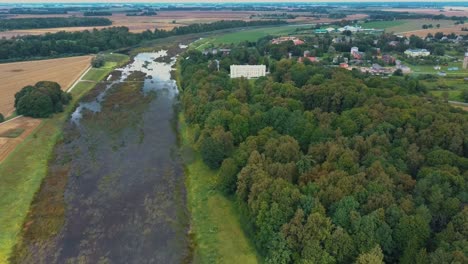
[406,49,429,53]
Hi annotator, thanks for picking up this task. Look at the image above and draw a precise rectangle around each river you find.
[16,50,191,263]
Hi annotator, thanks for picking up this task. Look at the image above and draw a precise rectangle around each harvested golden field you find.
[381,7,468,17]
[401,23,468,37]
[0,117,41,163]
[0,11,368,38]
[0,56,92,117]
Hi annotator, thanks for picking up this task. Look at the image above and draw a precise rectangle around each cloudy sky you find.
[0,0,466,3]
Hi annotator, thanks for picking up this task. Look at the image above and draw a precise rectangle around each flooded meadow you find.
[12,50,191,263]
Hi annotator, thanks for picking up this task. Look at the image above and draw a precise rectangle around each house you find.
[314,29,328,34]
[351,47,364,59]
[300,51,319,63]
[382,54,395,64]
[338,25,362,33]
[202,48,231,56]
[396,60,411,74]
[404,49,430,57]
[326,27,336,33]
[271,36,305,45]
[332,37,343,44]
[371,64,384,73]
[388,41,399,47]
[438,71,447,76]
[299,56,319,63]
[230,65,266,79]
[219,49,231,55]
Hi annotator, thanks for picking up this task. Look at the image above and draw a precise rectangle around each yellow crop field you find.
[0,56,92,117]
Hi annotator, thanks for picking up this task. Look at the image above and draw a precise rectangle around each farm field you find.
[0,117,41,163]
[401,23,468,37]
[363,19,458,34]
[381,7,468,17]
[193,24,312,48]
[0,56,92,118]
[0,11,368,39]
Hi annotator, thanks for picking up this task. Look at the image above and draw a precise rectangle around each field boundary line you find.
[0,115,24,127]
[67,64,92,92]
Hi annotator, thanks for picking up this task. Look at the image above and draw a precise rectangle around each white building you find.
[338,25,362,33]
[396,60,411,74]
[230,65,266,79]
[404,49,430,57]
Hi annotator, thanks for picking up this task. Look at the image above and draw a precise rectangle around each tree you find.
[218,158,239,194]
[16,90,53,118]
[393,69,403,76]
[355,246,384,264]
[325,227,356,263]
[201,136,225,169]
[433,46,445,56]
[0,113,4,123]
[200,126,234,169]
[15,81,71,118]
[92,56,105,68]
[395,212,431,263]
[461,89,468,103]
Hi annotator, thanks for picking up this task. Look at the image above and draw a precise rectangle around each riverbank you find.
[0,53,129,263]
[179,114,260,264]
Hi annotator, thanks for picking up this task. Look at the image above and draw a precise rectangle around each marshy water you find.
[16,51,191,263]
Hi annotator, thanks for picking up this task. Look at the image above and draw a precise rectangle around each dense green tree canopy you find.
[179,41,468,263]
[15,81,71,118]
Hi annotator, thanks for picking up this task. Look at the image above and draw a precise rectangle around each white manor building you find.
[230,65,266,79]
[404,49,430,57]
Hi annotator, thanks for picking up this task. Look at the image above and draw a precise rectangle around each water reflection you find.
[71,51,178,124]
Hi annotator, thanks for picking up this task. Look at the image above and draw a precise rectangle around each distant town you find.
[221,23,468,79]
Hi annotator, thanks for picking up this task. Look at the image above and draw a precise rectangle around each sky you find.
[0,0,467,3]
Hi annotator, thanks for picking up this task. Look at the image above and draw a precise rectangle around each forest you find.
[0,17,112,31]
[0,20,286,62]
[178,41,468,263]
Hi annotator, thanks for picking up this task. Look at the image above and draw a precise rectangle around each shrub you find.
[218,158,239,194]
[0,113,4,123]
[201,137,225,169]
[92,56,105,68]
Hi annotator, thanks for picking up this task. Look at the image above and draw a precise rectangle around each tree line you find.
[368,10,467,21]
[83,11,113,16]
[179,42,468,263]
[0,20,286,62]
[0,17,112,31]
